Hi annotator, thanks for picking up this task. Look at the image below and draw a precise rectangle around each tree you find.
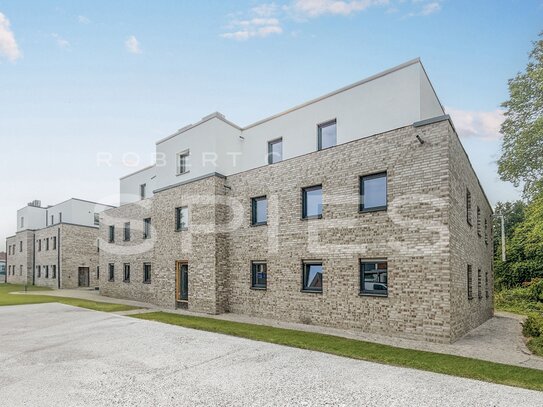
[498,32,543,198]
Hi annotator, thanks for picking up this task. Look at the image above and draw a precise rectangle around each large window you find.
[302,185,323,219]
[302,261,323,292]
[175,206,189,231]
[466,188,472,225]
[143,218,151,239]
[143,263,152,284]
[251,261,267,289]
[360,172,387,212]
[467,264,473,300]
[123,263,130,283]
[360,260,388,296]
[268,138,283,164]
[251,196,268,226]
[123,222,130,241]
[108,263,115,282]
[177,150,190,175]
[317,119,337,150]
[109,225,115,243]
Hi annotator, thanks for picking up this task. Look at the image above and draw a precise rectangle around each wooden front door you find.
[175,261,188,303]
[78,267,90,287]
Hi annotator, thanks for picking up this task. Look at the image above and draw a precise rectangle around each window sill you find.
[175,228,189,232]
[123,280,130,284]
[359,292,388,298]
[301,215,323,221]
[143,281,151,285]
[108,280,114,283]
[301,289,322,294]
[359,207,387,213]
[251,222,267,227]
[176,170,190,177]
[250,286,267,291]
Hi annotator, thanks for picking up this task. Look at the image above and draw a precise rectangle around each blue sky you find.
[0,0,541,249]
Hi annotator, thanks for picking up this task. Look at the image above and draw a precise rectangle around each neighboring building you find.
[6,198,115,288]
[99,58,493,343]
[0,252,6,281]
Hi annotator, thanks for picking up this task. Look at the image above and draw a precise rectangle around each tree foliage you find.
[498,32,543,198]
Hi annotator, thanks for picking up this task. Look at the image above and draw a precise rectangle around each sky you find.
[0,0,541,251]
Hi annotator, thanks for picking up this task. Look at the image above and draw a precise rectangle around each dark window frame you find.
[123,263,130,283]
[267,138,283,164]
[251,196,268,226]
[108,263,115,282]
[143,263,152,284]
[140,183,146,200]
[466,188,472,226]
[477,268,482,299]
[476,206,481,237]
[302,184,323,220]
[175,206,189,231]
[359,172,388,213]
[301,260,323,293]
[251,261,267,290]
[123,222,131,241]
[317,119,337,151]
[108,225,115,243]
[467,264,473,300]
[143,218,151,239]
[359,259,389,297]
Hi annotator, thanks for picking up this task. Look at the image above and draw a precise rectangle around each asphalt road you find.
[0,303,541,406]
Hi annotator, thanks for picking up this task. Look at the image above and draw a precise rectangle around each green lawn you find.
[0,283,140,312]
[133,311,543,392]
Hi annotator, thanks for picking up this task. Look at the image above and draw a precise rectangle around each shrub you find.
[523,315,543,338]
[527,278,543,302]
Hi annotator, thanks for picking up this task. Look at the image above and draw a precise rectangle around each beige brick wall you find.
[60,224,100,289]
[34,226,61,288]
[6,231,33,285]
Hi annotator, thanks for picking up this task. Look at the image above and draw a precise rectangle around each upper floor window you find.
[476,206,481,237]
[467,264,473,300]
[302,185,323,219]
[251,261,267,289]
[46,238,49,251]
[140,183,146,200]
[20,217,24,228]
[177,150,190,175]
[484,218,488,245]
[360,172,387,212]
[175,206,189,231]
[143,218,151,239]
[51,215,54,225]
[108,225,115,243]
[360,260,388,296]
[302,261,323,292]
[94,213,100,226]
[317,119,336,150]
[53,236,57,250]
[19,241,22,252]
[466,188,472,226]
[59,212,63,222]
[123,222,131,241]
[268,138,283,164]
[143,263,152,284]
[251,196,268,226]
[38,239,42,252]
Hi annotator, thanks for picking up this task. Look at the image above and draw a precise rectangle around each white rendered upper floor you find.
[16,198,115,233]
[120,58,445,205]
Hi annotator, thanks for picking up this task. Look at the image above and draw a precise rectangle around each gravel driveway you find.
[0,303,541,406]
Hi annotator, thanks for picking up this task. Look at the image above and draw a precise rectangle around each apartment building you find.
[6,198,114,288]
[99,59,493,343]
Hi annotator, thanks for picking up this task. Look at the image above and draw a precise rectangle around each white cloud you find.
[221,14,283,40]
[420,1,440,15]
[52,33,70,49]
[0,12,22,62]
[405,0,442,17]
[291,0,389,17]
[78,15,91,24]
[125,35,142,54]
[447,107,505,141]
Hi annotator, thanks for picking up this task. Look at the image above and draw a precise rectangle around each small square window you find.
[123,263,130,283]
[302,185,323,219]
[317,120,337,150]
[177,151,190,175]
[143,218,151,239]
[268,138,283,164]
[175,207,189,231]
[302,261,323,292]
[251,261,267,289]
[108,263,115,282]
[360,260,388,296]
[143,263,152,284]
[251,196,268,226]
[123,222,131,241]
[360,172,387,212]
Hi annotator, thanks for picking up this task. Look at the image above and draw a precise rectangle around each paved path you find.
[0,303,542,406]
[13,288,543,370]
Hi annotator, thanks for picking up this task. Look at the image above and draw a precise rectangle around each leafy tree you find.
[498,32,543,198]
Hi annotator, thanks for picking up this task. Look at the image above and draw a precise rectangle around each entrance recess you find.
[175,261,188,306]
[78,267,90,287]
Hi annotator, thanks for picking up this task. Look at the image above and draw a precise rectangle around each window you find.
[467,264,473,300]
[360,172,387,212]
[251,196,268,226]
[466,188,472,225]
[485,270,489,299]
[302,261,323,292]
[177,150,190,175]
[38,239,41,252]
[46,238,49,251]
[37,265,41,278]
[143,263,151,284]
[484,218,488,245]
[477,206,481,236]
[19,265,22,276]
[51,265,56,279]
[19,241,22,252]
[302,185,323,219]
[360,260,388,296]
[94,213,100,226]
[59,212,63,222]
[96,266,100,280]
[140,183,146,200]
[109,225,115,243]
[108,263,115,282]
[52,236,57,250]
[123,222,131,241]
[97,239,100,253]
[175,206,189,231]
[51,215,54,225]
[268,138,283,164]
[123,264,130,282]
[478,268,482,299]
[45,265,49,279]
[143,218,151,239]
[20,217,24,228]
[251,261,267,289]
[317,119,337,150]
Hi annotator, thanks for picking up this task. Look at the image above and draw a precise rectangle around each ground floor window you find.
[251,261,267,289]
[302,261,323,292]
[467,264,473,300]
[123,264,130,283]
[37,265,41,278]
[45,265,49,279]
[52,265,56,279]
[360,260,388,296]
[108,263,115,282]
[143,263,151,284]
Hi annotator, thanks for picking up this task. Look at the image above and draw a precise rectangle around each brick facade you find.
[99,118,493,343]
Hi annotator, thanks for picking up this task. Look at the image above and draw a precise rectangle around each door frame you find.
[175,260,188,304]
[78,267,90,287]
